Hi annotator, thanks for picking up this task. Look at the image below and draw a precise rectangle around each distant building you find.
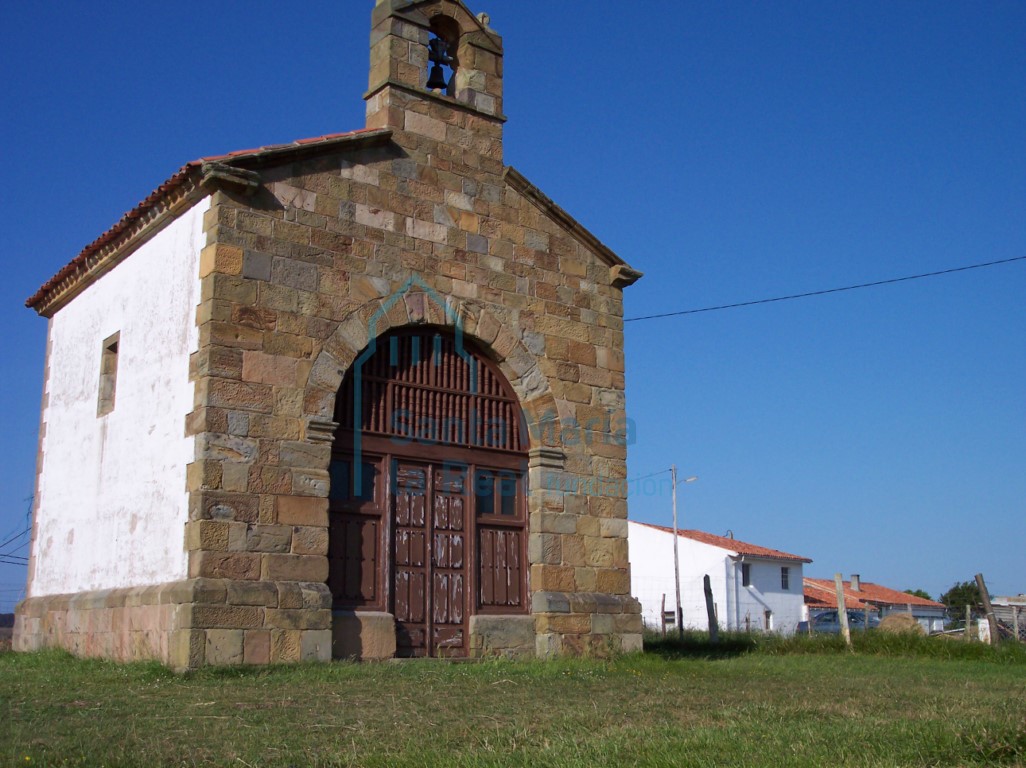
[628,522,812,635]
[804,575,946,633]
[991,595,1026,642]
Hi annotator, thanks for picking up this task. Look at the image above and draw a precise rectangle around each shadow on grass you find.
[643,631,760,660]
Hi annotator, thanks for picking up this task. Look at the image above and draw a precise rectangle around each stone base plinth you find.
[14,585,180,663]
[14,578,332,670]
[332,610,397,660]
[15,585,643,666]
[532,591,643,657]
[469,614,535,658]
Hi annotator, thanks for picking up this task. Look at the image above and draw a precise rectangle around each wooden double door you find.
[329,328,529,657]
[391,460,469,656]
[328,450,527,658]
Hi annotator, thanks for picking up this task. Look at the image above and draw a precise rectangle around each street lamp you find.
[671,466,697,641]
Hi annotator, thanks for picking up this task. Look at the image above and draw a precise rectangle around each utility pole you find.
[671,465,682,641]
[670,468,697,642]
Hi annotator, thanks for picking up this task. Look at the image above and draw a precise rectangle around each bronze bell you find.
[427,63,449,91]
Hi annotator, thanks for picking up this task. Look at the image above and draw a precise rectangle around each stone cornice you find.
[364,79,507,123]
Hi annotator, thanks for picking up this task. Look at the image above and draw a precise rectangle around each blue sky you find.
[1,1,1023,610]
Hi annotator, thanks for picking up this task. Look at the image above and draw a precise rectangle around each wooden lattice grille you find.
[336,329,524,453]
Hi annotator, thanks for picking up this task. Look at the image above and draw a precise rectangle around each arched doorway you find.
[328,327,529,657]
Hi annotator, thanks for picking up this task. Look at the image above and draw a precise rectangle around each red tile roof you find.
[804,578,944,610]
[805,587,870,611]
[26,128,390,313]
[633,522,812,563]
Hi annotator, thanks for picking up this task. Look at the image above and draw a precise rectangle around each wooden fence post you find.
[661,593,667,637]
[972,574,997,643]
[704,575,719,644]
[835,573,852,648]
[975,573,1001,645]
[965,605,972,642]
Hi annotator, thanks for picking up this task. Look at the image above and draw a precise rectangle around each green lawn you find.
[2,637,1025,767]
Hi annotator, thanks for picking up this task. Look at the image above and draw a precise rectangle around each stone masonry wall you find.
[14,578,331,668]
[179,1,642,659]
[184,87,641,655]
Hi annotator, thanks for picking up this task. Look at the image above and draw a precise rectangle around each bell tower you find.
[366,0,505,160]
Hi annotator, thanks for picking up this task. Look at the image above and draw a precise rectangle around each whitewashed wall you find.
[727,558,807,634]
[628,522,807,635]
[30,200,208,595]
[629,522,728,631]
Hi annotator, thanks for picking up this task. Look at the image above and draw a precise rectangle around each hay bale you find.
[878,614,925,635]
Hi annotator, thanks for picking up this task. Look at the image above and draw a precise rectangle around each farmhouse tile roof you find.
[803,578,945,611]
[633,522,812,563]
[804,587,870,611]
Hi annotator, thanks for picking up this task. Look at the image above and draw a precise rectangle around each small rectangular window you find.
[475,469,522,518]
[741,562,751,587]
[329,460,352,502]
[475,469,494,517]
[781,566,790,590]
[328,459,378,504]
[355,462,377,502]
[96,332,119,416]
[498,471,517,516]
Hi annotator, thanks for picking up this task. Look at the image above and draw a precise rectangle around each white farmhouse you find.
[628,522,812,635]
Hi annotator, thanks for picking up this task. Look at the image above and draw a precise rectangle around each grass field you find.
[2,634,1025,767]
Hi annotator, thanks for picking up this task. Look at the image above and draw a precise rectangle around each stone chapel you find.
[16,0,643,668]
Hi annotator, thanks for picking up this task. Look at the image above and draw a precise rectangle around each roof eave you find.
[630,520,811,563]
[26,128,394,317]
[26,166,208,317]
[732,553,814,565]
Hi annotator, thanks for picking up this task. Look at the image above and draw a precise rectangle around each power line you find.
[626,469,672,484]
[624,255,1026,323]
[0,528,29,552]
